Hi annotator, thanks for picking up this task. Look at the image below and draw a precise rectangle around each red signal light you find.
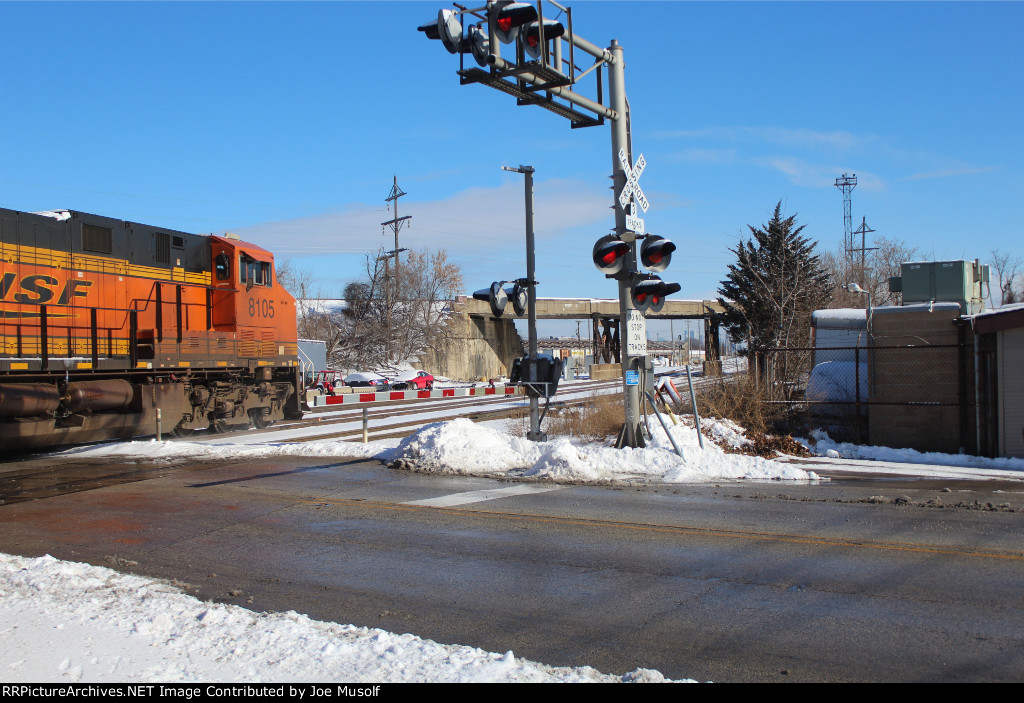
[640,235,676,273]
[490,2,538,44]
[593,236,630,277]
[600,242,628,265]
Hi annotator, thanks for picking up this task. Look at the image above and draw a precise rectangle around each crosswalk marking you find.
[404,485,560,508]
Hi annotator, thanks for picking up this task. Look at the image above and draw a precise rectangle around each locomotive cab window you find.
[215,253,231,281]
[239,254,272,288]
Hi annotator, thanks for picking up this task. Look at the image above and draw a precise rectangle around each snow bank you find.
[803,430,1024,472]
[0,553,690,683]
[397,417,820,484]
[62,415,818,484]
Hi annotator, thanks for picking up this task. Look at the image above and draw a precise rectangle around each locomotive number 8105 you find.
[0,207,302,451]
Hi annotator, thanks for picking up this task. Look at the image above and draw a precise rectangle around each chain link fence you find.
[753,344,972,452]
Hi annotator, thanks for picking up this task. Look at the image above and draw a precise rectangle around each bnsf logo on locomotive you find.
[0,272,93,305]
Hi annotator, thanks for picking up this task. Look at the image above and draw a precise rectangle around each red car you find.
[395,369,434,390]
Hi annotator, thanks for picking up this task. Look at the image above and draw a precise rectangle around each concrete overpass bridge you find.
[420,296,727,380]
[455,296,726,320]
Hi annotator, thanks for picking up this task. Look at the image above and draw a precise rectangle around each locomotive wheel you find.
[250,409,273,430]
[211,419,231,434]
[170,424,194,438]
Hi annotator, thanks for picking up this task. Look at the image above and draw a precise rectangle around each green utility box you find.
[889,259,989,315]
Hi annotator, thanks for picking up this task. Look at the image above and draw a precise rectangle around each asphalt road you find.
[0,453,1022,683]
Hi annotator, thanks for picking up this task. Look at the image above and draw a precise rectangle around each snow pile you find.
[397,418,544,475]
[62,414,818,484]
[803,430,1024,471]
[0,553,690,683]
[397,417,819,484]
[700,417,754,450]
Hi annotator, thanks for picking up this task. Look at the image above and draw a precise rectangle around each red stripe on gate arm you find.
[504,386,515,394]
[418,390,431,398]
[326,395,344,405]
[484,387,496,395]
[359,393,376,402]
[390,391,405,400]
[443,389,454,397]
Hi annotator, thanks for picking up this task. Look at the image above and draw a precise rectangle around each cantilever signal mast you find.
[835,173,857,263]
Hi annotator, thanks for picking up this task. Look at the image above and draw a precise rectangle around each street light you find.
[502,164,546,442]
[846,282,873,340]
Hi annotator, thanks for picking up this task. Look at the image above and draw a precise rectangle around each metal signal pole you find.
[503,164,544,441]
[608,39,644,448]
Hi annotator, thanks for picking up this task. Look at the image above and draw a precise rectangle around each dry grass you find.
[668,373,785,438]
[543,392,623,443]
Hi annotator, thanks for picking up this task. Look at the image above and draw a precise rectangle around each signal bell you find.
[640,235,676,273]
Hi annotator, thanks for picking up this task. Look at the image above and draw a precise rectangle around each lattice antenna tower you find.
[835,173,857,262]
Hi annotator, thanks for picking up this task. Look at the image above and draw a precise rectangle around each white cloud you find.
[752,157,885,191]
[227,179,611,261]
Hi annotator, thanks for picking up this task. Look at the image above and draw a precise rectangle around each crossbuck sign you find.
[617,148,649,214]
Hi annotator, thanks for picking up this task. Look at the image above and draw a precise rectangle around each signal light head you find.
[437,8,463,54]
[508,281,528,317]
[523,19,565,60]
[632,277,681,313]
[593,234,630,277]
[417,20,441,41]
[489,1,538,44]
[473,281,508,318]
[468,24,491,67]
[640,235,676,273]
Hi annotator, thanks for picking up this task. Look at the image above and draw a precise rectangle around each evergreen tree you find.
[717,202,832,353]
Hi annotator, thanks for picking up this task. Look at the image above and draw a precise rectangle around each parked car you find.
[344,372,390,390]
[394,369,434,390]
[311,370,346,395]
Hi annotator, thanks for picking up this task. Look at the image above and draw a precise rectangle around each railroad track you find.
[194,379,625,444]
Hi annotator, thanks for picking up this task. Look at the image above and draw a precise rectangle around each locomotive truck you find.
[0,207,302,451]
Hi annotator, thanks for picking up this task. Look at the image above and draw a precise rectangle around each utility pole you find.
[852,216,878,282]
[382,176,411,361]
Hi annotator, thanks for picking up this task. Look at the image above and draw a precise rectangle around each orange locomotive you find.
[0,207,302,451]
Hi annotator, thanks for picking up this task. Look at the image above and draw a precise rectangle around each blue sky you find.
[2,1,1021,339]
